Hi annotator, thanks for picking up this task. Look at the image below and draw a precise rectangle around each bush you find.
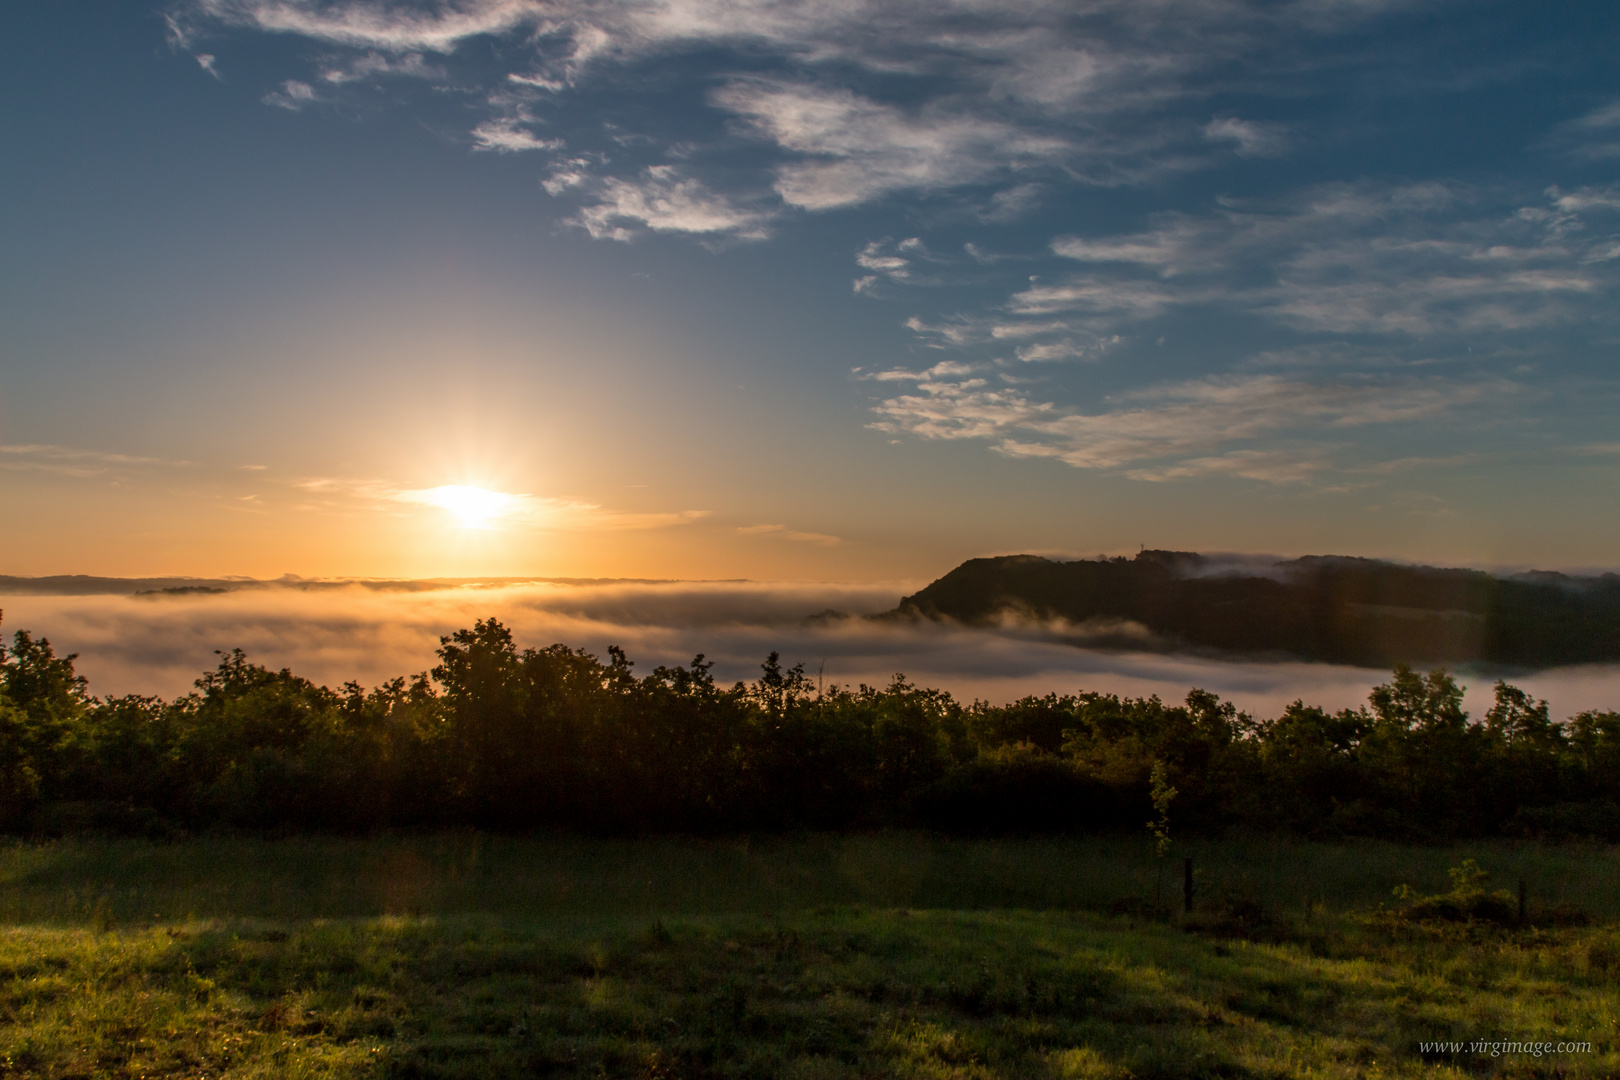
[1514,799,1620,841]
[910,744,1118,834]
[1,621,1619,839]
[1392,860,1520,926]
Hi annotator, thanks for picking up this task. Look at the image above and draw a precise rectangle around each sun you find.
[419,485,521,529]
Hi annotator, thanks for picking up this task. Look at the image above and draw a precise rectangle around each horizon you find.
[6,541,1620,590]
[6,567,1620,723]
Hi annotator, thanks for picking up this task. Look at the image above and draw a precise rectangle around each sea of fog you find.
[3,580,1619,720]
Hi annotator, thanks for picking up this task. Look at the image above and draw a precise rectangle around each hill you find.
[891,551,1620,668]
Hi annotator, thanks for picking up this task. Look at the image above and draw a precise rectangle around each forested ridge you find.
[2,618,1618,840]
[893,550,1620,668]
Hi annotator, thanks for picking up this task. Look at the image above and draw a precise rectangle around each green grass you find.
[0,834,1617,1078]
[5,832,1620,925]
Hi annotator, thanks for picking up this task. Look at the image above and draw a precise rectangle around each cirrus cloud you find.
[869,370,1509,482]
[171,0,1436,240]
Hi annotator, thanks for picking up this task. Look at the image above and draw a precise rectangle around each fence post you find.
[1184,857,1194,914]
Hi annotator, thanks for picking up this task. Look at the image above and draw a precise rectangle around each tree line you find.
[2,618,1618,839]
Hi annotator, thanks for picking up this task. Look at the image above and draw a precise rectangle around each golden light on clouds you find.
[402,484,527,529]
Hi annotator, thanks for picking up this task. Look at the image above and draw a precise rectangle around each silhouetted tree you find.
[1,615,1618,840]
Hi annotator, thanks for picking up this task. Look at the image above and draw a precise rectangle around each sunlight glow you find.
[417,485,524,529]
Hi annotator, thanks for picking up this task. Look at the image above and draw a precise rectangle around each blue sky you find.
[2,0,1618,579]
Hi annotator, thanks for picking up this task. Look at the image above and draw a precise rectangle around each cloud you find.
[188,0,548,53]
[713,80,1068,210]
[177,0,1419,231]
[1011,375,1486,471]
[1122,449,1328,484]
[978,184,1045,222]
[858,360,979,384]
[870,371,1501,479]
[1203,116,1288,157]
[195,53,221,78]
[1566,101,1620,131]
[869,377,1054,442]
[318,50,442,83]
[900,316,992,348]
[5,582,1616,721]
[567,165,772,241]
[1036,182,1617,334]
[0,444,185,478]
[737,524,843,546]
[1548,183,1620,214]
[1050,224,1201,270]
[1008,278,1180,319]
[291,475,708,531]
[177,0,1455,248]
[164,11,197,50]
[851,237,946,292]
[856,240,912,276]
[1551,100,1620,160]
[963,242,1019,264]
[894,316,1121,362]
[1351,453,1480,475]
[184,0,1407,86]
[1013,338,1119,363]
[392,484,531,529]
[471,118,564,152]
[262,78,318,109]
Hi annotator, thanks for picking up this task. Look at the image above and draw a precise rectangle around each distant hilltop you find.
[889,551,1620,669]
[0,574,684,596]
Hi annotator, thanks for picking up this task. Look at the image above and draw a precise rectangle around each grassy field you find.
[1,833,1617,1078]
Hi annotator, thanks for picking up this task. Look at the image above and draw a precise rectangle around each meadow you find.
[1,832,1617,1078]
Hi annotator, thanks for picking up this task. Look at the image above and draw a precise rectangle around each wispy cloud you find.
[318,50,442,84]
[869,371,1506,482]
[1008,278,1181,319]
[1122,448,1328,484]
[1013,338,1119,363]
[1034,182,1617,335]
[853,183,1617,476]
[713,79,1068,211]
[1202,117,1288,157]
[567,165,772,242]
[177,0,1434,241]
[851,236,945,293]
[894,314,1123,366]
[262,78,319,110]
[0,444,186,478]
[471,118,563,153]
[738,523,843,546]
[292,475,708,530]
[187,0,548,53]
[1551,100,1620,161]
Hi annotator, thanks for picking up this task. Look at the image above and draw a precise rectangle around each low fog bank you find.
[3,581,1618,720]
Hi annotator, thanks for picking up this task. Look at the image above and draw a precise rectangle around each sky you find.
[3,0,1619,582]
